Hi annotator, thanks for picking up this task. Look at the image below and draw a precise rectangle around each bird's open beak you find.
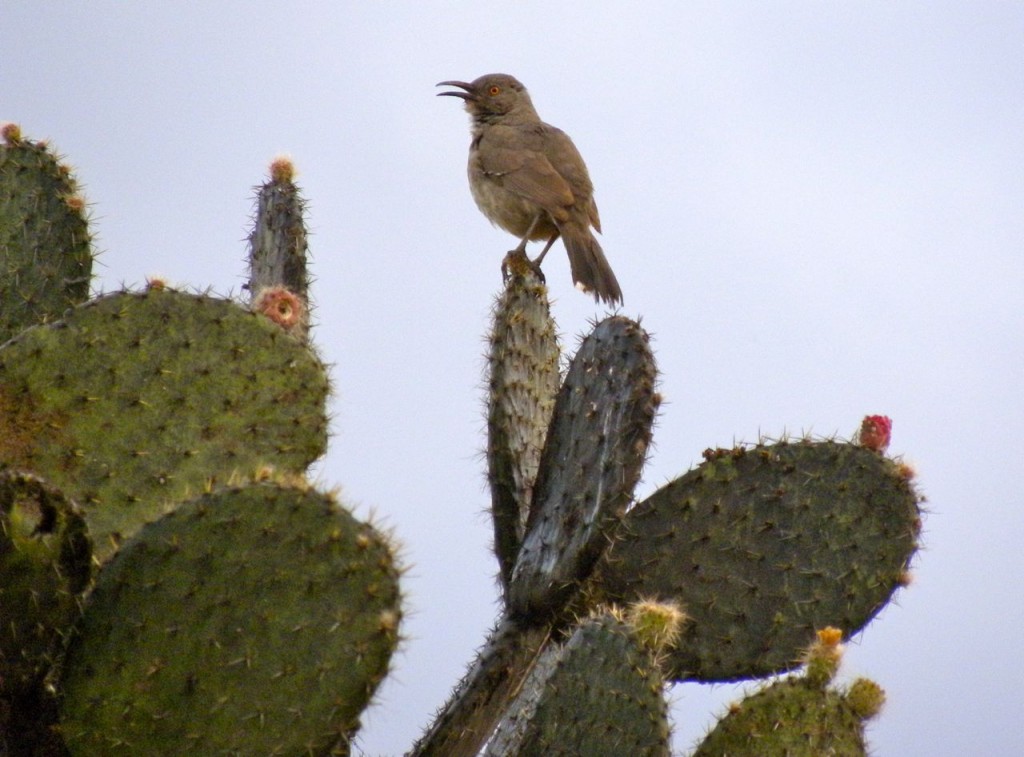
[436,81,475,100]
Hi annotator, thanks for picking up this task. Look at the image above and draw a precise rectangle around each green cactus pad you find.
[248,162,310,305]
[509,316,657,617]
[485,613,670,757]
[0,131,92,343]
[487,263,560,592]
[0,471,91,694]
[59,482,402,755]
[588,440,922,681]
[0,287,329,561]
[692,674,882,756]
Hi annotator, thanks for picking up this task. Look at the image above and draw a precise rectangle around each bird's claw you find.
[501,248,546,284]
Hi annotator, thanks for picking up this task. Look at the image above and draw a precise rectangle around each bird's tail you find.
[562,225,623,306]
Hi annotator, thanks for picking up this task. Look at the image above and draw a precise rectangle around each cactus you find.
[509,313,658,617]
[411,268,921,756]
[0,124,925,756]
[0,471,90,694]
[487,253,561,593]
[0,286,329,562]
[0,125,91,343]
[248,156,311,341]
[692,628,886,756]
[59,481,401,755]
[0,130,398,755]
[485,611,673,757]
[585,440,920,681]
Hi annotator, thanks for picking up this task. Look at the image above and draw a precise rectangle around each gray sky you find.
[5,3,1022,755]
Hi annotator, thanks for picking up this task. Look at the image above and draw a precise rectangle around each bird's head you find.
[437,74,539,123]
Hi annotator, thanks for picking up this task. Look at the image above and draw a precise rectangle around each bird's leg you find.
[513,212,545,253]
[518,213,560,281]
[508,231,561,283]
[531,231,561,268]
[501,247,547,284]
[503,212,549,282]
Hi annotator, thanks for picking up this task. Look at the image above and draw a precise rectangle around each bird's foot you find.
[501,248,546,284]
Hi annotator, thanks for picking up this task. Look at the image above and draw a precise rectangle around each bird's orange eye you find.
[488,86,501,96]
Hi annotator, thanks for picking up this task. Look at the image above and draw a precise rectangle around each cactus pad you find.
[588,440,922,681]
[509,316,657,617]
[487,263,560,592]
[692,632,884,757]
[0,287,329,561]
[59,482,402,755]
[485,613,670,756]
[0,130,92,343]
[0,470,90,694]
[248,160,309,306]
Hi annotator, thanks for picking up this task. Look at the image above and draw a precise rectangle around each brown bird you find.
[437,74,623,305]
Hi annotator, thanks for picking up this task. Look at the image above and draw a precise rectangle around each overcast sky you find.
[4,3,1022,755]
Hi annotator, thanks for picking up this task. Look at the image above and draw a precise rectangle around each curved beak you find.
[436,80,475,100]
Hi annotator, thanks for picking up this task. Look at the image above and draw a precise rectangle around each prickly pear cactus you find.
[487,252,561,593]
[59,481,401,755]
[411,266,923,756]
[0,122,926,757]
[586,440,921,681]
[0,124,91,343]
[693,628,886,756]
[0,471,90,694]
[0,129,399,756]
[0,286,329,561]
[485,611,673,757]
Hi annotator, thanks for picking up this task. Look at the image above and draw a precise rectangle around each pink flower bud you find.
[858,415,892,452]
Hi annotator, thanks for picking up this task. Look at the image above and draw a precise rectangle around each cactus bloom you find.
[253,285,306,333]
[858,415,892,452]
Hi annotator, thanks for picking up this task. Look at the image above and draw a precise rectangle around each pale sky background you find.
[4,3,1022,755]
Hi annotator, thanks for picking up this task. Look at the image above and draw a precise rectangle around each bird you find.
[437,74,623,305]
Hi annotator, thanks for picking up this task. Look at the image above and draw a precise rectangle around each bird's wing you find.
[477,129,576,223]
[539,127,602,233]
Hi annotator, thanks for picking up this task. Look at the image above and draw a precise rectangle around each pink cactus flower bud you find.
[858,415,892,452]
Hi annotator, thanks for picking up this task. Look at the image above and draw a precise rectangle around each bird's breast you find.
[466,161,556,240]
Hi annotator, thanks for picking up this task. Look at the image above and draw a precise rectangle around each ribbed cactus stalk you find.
[487,252,561,593]
[0,123,925,756]
[247,156,311,341]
